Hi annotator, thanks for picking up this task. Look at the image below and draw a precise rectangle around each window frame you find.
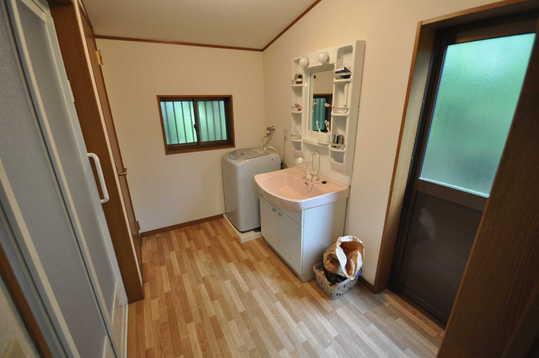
[156,95,235,154]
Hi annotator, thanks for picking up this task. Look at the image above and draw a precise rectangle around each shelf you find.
[334,78,352,83]
[291,111,303,115]
[290,83,305,88]
[303,137,330,148]
[289,136,302,143]
[329,146,346,152]
[331,112,349,117]
[329,157,345,166]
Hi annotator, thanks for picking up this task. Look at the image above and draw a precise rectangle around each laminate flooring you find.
[128,217,443,357]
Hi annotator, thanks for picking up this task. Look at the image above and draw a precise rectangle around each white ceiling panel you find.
[84,0,317,49]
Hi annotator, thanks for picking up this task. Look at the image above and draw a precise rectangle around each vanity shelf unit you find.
[289,58,307,150]
[289,41,365,173]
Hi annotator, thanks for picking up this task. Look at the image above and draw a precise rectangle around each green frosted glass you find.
[160,99,229,145]
[161,100,196,145]
[197,100,228,142]
[420,34,534,197]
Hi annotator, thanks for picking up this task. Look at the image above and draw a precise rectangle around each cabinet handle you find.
[87,153,110,204]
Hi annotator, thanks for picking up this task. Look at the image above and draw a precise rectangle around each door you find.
[49,1,143,302]
[1,0,125,355]
[438,26,539,356]
[79,9,142,265]
[390,15,537,325]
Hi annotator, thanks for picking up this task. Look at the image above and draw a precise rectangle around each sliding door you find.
[1,0,126,355]
[49,1,144,302]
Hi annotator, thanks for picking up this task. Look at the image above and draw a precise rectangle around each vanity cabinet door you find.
[260,198,277,247]
[276,210,302,275]
[260,199,302,274]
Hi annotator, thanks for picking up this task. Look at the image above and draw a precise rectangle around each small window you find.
[157,95,235,154]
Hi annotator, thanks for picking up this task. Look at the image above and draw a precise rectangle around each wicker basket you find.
[313,263,361,299]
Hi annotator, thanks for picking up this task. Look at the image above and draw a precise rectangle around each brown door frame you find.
[375,0,539,293]
[48,0,143,302]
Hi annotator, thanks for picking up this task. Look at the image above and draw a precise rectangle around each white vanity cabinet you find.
[260,196,347,281]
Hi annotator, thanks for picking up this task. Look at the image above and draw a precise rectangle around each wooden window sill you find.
[165,143,235,155]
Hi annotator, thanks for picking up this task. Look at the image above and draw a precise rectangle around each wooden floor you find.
[129,217,443,357]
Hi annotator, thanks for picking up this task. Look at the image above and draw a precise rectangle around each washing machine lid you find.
[228,147,274,161]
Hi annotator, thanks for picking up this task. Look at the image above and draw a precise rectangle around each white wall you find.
[97,40,265,232]
[262,0,493,283]
[98,0,496,283]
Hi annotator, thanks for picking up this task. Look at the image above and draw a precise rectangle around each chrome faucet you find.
[304,150,320,188]
[311,150,320,181]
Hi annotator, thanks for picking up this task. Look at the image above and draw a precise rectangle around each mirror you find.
[310,69,333,133]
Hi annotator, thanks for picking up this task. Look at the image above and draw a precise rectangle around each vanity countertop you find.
[254,167,349,211]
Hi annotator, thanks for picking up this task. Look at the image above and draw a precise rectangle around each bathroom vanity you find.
[255,167,348,281]
[256,40,365,281]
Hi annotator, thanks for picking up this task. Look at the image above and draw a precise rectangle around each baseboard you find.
[359,277,378,293]
[140,214,223,237]
[222,214,262,243]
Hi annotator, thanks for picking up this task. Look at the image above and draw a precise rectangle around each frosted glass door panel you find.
[420,34,535,196]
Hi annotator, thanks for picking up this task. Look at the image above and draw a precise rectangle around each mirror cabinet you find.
[289,41,365,179]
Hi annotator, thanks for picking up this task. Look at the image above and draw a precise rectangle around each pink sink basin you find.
[254,167,349,211]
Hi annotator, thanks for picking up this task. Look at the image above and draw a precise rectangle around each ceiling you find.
[83,0,317,50]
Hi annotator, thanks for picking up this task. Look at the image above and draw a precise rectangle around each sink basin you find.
[254,167,349,211]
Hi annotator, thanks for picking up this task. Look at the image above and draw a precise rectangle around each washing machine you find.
[222,147,281,232]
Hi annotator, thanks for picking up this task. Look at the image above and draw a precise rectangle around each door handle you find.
[87,153,110,204]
